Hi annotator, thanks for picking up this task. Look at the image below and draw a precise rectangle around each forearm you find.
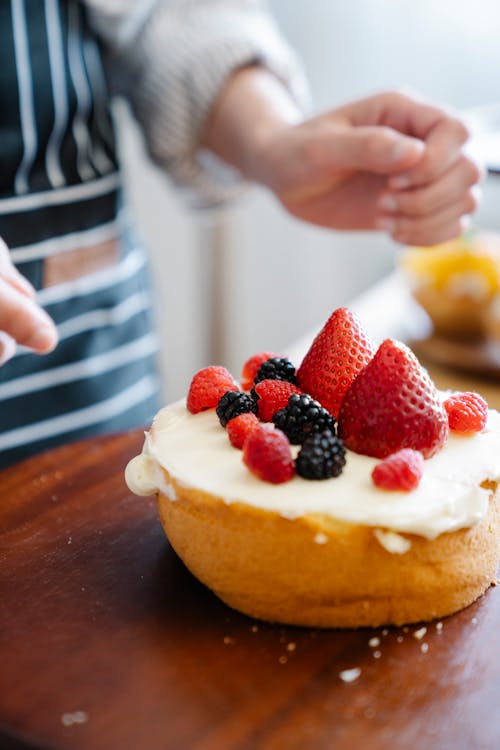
[201,66,303,185]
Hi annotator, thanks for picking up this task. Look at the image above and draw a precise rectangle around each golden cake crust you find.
[156,469,500,628]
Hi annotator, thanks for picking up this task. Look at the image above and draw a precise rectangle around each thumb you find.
[327,126,425,175]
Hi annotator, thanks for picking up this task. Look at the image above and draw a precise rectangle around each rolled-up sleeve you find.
[84,0,309,206]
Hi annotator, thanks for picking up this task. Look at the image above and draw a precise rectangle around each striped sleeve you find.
[84,0,309,207]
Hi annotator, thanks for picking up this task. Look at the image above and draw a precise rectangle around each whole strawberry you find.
[296,308,375,418]
[338,339,449,459]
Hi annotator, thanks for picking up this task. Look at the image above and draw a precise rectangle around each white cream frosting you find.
[125,400,500,541]
[373,529,412,554]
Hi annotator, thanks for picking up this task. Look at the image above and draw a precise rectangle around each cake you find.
[400,231,500,340]
[126,308,500,628]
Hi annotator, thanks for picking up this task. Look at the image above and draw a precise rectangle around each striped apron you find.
[0,0,160,468]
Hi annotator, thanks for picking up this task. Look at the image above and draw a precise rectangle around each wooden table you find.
[1,275,500,750]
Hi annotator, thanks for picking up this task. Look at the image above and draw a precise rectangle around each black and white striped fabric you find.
[0,0,159,468]
[0,0,306,468]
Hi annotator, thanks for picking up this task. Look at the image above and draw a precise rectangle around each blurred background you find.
[117,0,500,400]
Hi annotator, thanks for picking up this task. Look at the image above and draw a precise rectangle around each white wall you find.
[118,0,500,401]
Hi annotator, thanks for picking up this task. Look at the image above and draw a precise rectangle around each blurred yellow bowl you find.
[400,232,500,340]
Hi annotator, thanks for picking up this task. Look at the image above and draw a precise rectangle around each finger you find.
[1,268,36,298]
[0,277,58,353]
[0,236,35,298]
[0,332,17,366]
[322,125,425,175]
[393,216,470,247]
[378,156,482,218]
[339,91,463,141]
[282,171,386,230]
[338,91,471,190]
[376,200,472,247]
[388,117,472,191]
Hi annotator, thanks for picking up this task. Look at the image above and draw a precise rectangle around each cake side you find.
[156,467,500,628]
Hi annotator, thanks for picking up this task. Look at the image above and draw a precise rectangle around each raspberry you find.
[241,351,281,391]
[253,379,302,422]
[444,391,488,433]
[273,393,336,444]
[242,424,295,484]
[187,366,239,414]
[371,449,424,491]
[227,412,260,449]
[338,339,449,459]
[254,357,297,386]
[216,390,258,427]
[297,307,375,418]
[295,430,346,479]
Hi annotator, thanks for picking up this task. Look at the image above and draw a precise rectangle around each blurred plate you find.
[409,333,500,379]
[389,276,500,378]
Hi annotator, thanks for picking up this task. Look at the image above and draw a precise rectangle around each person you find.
[0,0,481,468]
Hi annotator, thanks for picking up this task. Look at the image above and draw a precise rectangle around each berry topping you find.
[241,351,281,391]
[253,379,303,422]
[296,307,375,418]
[187,366,239,414]
[227,412,260,449]
[295,429,346,480]
[243,424,295,484]
[444,391,488,433]
[273,393,336,444]
[371,449,424,491]
[338,339,449,459]
[216,390,258,428]
[254,357,297,386]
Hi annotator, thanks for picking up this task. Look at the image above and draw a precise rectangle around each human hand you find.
[205,72,482,246]
[0,237,58,365]
[253,90,482,245]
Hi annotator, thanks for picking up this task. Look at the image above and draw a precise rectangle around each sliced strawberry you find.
[296,307,375,418]
[227,412,260,449]
[372,449,424,491]
[253,379,302,422]
[242,424,295,483]
[338,339,449,459]
[444,391,488,433]
[241,351,281,390]
[187,366,239,414]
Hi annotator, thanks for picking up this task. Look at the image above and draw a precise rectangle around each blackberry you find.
[216,390,258,428]
[295,430,346,480]
[254,357,297,386]
[273,393,336,444]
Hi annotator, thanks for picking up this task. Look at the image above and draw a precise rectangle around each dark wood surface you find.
[0,428,499,750]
